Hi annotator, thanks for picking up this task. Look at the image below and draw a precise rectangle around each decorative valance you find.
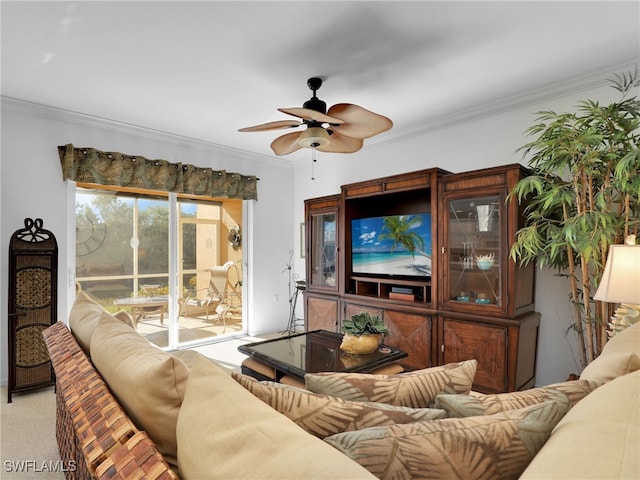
[58,144,258,200]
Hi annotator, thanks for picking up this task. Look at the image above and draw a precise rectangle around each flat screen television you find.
[351,213,432,278]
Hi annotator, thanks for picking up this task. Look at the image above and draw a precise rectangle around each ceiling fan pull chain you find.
[310,146,317,180]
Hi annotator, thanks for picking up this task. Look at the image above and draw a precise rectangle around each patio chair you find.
[213,263,242,330]
[178,290,215,320]
[179,261,237,321]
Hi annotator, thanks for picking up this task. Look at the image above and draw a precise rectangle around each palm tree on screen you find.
[378,215,430,260]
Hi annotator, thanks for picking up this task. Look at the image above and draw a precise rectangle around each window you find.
[75,187,244,348]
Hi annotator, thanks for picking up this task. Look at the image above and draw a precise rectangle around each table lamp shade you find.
[593,245,640,304]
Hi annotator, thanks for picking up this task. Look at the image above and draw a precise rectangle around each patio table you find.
[113,296,169,327]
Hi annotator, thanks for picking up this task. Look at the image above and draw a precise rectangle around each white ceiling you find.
[3,1,639,162]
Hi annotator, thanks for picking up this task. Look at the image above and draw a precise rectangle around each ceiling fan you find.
[238,77,393,156]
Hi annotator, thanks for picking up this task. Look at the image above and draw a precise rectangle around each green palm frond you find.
[378,215,428,258]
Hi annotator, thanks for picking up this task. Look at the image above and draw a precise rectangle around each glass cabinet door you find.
[447,195,502,308]
[309,212,337,290]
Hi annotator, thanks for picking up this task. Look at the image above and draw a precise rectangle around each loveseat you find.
[43,291,639,479]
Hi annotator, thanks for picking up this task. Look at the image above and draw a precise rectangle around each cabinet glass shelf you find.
[309,212,337,290]
[447,195,502,307]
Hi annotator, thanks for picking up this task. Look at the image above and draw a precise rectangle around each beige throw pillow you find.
[232,372,446,438]
[520,370,640,479]
[90,314,189,470]
[171,349,202,370]
[580,321,640,383]
[601,320,640,355]
[435,378,600,417]
[68,292,137,353]
[68,291,109,354]
[112,309,135,329]
[580,323,640,383]
[176,355,376,479]
[580,352,640,384]
[305,359,477,408]
[325,400,570,480]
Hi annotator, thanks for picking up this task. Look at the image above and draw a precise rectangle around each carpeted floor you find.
[0,386,64,479]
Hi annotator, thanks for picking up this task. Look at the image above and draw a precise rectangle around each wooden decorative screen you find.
[7,218,58,402]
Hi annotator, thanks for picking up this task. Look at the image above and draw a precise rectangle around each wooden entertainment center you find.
[303,164,539,393]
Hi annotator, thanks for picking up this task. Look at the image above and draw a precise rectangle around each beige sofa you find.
[47,292,375,479]
[46,291,639,479]
[520,321,639,479]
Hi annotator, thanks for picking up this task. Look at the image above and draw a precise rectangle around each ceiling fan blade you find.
[327,103,393,139]
[278,107,345,125]
[271,131,304,156]
[318,131,364,154]
[238,120,301,132]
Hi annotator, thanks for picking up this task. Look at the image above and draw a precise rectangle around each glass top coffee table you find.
[238,330,407,382]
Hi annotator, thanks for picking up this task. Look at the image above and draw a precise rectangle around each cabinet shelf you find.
[351,276,431,305]
[451,262,499,271]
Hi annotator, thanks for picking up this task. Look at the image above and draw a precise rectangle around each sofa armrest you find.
[95,431,178,480]
[43,322,176,479]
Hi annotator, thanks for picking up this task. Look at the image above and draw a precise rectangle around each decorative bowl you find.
[340,333,381,355]
[475,298,491,304]
[476,254,495,270]
[456,296,470,302]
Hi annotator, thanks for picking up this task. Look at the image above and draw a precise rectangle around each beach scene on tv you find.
[352,214,432,277]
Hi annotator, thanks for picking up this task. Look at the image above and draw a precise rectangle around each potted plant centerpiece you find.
[340,312,390,354]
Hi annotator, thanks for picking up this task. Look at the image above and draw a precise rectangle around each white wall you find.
[291,74,631,386]
[1,71,633,388]
[0,99,295,385]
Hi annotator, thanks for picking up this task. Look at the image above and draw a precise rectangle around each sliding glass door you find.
[75,188,244,349]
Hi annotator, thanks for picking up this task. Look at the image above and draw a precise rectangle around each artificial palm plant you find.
[508,69,640,370]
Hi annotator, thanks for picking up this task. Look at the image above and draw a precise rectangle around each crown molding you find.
[1,96,292,169]
[369,59,640,147]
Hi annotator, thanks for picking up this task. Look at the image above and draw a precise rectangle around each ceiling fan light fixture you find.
[239,77,392,157]
[298,127,330,148]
